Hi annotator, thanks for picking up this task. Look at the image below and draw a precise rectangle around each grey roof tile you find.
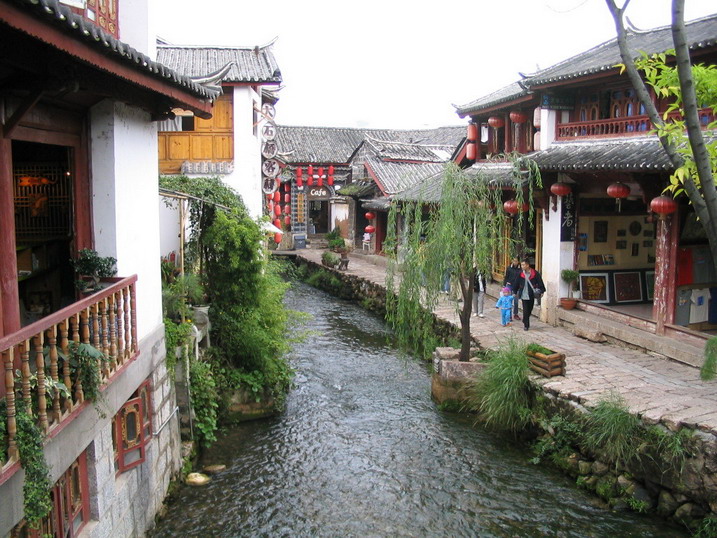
[157,44,282,83]
[6,0,220,100]
[454,81,529,116]
[276,125,465,164]
[533,137,673,171]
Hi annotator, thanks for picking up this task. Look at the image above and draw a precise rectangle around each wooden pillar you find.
[654,212,677,334]
[475,121,482,161]
[504,113,511,153]
[0,137,20,336]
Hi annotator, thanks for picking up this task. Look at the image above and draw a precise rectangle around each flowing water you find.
[151,282,684,537]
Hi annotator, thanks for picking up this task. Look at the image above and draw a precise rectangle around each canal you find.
[151,282,684,537]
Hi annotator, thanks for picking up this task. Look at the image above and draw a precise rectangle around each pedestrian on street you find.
[495,287,514,326]
[515,259,545,331]
[503,257,522,321]
[473,271,486,318]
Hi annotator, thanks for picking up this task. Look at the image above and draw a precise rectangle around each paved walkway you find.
[293,248,717,436]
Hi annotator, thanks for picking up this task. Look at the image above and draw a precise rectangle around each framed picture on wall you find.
[580,273,610,303]
[616,240,627,249]
[594,220,608,243]
[632,243,640,256]
[613,271,643,303]
[617,229,627,237]
[645,270,655,300]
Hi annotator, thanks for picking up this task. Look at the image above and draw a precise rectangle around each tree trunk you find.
[459,272,473,362]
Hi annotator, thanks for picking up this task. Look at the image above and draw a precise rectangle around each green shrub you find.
[326,227,341,241]
[189,357,219,447]
[646,426,695,475]
[327,238,345,251]
[582,392,641,468]
[525,342,554,355]
[463,337,533,431]
[532,414,584,465]
[701,337,717,380]
[321,251,340,267]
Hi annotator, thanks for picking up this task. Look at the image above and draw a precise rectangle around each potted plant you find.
[525,343,565,378]
[70,249,117,292]
[321,250,340,268]
[560,269,580,310]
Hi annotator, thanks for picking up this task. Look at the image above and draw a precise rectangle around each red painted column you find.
[0,137,20,336]
[654,213,677,334]
[504,114,511,153]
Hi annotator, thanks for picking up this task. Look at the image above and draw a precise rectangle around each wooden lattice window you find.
[112,380,152,474]
[13,162,72,241]
[10,452,89,538]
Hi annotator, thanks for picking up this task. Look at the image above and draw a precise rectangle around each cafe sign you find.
[308,187,330,199]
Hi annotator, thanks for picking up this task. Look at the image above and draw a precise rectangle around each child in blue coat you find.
[496,287,514,326]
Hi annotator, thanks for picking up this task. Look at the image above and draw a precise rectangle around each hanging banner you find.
[560,192,576,242]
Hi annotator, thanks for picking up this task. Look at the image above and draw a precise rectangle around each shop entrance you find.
[308,200,329,234]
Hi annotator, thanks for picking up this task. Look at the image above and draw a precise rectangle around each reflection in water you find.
[152,282,684,537]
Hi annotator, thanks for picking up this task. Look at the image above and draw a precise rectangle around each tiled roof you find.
[395,162,516,203]
[366,155,446,196]
[157,44,282,84]
[364,137,454,163]
[526,14,717,88]
[533,137,672,171]
[276,125,465,164]
[454,14,717,116]
[4,0,220,101]
[454,82,529,117]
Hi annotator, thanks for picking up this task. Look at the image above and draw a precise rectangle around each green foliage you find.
[701,337,717,381]
[463,337,533,431]
[163,319,193,377]
[321,250,340,267]
[582,392,641,469]
[385,159,541,361]
[70,249,117,290]
[327,238,345,251]
[560,269,580,291]
[189,358,219,447]
[13,401,52,527]
[624,496,649,514]
[645,426,695,475]
[695,515,717,538]
[325,227,342,241]
[632,52,717,198]
[531,414,584,466]
[162,273,206,321]
[525,343,554,355]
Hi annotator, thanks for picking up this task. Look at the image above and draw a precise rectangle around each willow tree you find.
[385,159,541,362]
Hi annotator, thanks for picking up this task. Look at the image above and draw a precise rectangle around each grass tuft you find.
[582,392,641,469]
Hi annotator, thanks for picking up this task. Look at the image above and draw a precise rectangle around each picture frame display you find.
[613,271,643,303]
[580,273,610,303]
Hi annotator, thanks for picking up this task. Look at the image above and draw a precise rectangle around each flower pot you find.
[560,297,578,310]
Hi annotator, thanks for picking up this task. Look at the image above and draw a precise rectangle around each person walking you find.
[495,287,514,326]
[515,259,545,331]
[473,271,486,318]
[503,257,522,320]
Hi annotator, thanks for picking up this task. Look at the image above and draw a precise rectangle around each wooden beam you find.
[2,88,44,138]
[0,137,20,335]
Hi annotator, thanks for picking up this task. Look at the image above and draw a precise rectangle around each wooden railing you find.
[0,276,138,479]
[556,108,715,140]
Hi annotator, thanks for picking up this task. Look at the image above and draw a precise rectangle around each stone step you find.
[558,308,704,368]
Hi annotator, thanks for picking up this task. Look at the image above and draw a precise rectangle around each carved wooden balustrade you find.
[0,276,138,479]
[556,108,715,140]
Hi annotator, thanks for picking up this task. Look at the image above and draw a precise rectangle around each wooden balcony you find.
[556,109,715,140]
[0,276,138,483]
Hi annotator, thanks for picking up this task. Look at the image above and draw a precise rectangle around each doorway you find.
[13,141,76,325]
[309,200,329,234]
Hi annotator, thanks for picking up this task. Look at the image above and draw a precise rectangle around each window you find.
[11,452,90,538]
[112,380,152,474]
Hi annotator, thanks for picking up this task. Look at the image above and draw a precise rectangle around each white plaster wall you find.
[540,108,558,150]
[158,197,181,259]
[90,100,163,339]
[221,86,263,219]
[331,202,350,233]
[119,0,154,58]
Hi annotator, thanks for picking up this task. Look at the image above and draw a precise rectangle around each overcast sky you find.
[154,0,716,130]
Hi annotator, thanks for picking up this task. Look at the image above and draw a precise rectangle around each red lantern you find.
[550,182,572,197]
[318,175,323,187]
[284,215,291,226]
[307,165,314,186]
[318,167,324,177]
[296,168,303,187]
[284,193,290,203]
[467,123,478,142]
[488,116,505,129]
[328,165,335,175]
[365,211,375,221]
[273,191,281,203]
[273,218,282,229]
[607,182,630,212]
[328,174,334,186]
[308,165,314,176]
[274,204,282,216]
[510,111,528,124]
[266,192,273,202]
[503,200,529,215]
[466,142,476,161]
[284,182,291,193]
[274,232,283,244]
[365,225,376,234]
[650,195,678,219]
[284,204,290,215]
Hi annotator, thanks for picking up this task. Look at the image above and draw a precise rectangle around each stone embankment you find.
[289,248,717,531]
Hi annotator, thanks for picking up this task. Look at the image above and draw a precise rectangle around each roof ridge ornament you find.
[189,61,234,94]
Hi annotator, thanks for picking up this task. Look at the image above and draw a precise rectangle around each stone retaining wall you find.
[296,257,717,533]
